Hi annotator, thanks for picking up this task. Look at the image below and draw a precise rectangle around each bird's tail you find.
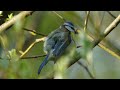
[38,54,49,75]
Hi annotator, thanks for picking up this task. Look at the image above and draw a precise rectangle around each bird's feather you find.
[38,53,49,75]
[53,34,72,57]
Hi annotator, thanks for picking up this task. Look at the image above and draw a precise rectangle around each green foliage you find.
[5,13,14,21]
[79,32,93,64]
[8,49,19,62]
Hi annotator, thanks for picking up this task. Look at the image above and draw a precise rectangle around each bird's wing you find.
[44,29,61,52]
[52,40,63,56]
[52,35,72,57]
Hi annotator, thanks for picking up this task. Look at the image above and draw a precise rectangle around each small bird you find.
[38,21,77,75]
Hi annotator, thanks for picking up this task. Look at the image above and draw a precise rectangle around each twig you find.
[23,28,47,36]
[20,37,46,58]
[0,11,33,34]
[77,61,95,79]
[104,14,120,36]
[87,32,120,60]
[52,11,66,22]
[84,11,90,33]
[21,54,46,59]
[99,11,105,28]
[107,11,116,19]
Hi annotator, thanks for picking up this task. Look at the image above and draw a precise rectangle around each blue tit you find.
[38,21,77,75]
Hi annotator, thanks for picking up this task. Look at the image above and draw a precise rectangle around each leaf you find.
[8,13,13,19]
[8,49,19,62]
[78,31,93,65]
[5,13,14,21]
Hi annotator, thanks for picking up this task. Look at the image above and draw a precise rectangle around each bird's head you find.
[63,21,78,34]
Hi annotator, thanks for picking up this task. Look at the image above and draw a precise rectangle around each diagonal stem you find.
[107,11,116,19]
[84,11,90,33]
[23,28,47,36]
[0,11,33,34]
[77,61,95,79]
[20,37,46,58]
[21,54,46,59]
[52,11,66,22]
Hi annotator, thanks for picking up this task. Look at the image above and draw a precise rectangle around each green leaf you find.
[78,31,93,65]
[8,49,19,62]
[8,13,13,19]
[5,13,14,21]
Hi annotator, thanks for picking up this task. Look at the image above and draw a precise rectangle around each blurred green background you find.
[0,11,120,79]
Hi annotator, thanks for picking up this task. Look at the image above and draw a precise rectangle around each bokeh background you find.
[0,11,120,79]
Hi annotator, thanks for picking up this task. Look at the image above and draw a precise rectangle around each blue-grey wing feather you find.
[38,54,49,75]
[52,40,63,56]
[57,36,71,56]
[53,34,72,57]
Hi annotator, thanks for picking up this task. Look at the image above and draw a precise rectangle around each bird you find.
[38,21,77,75]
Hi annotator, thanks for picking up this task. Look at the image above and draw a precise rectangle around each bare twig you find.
[77,61,95,79]
[20,37,46,58]
[0,11,33,34]
[21,54,46,59]
[99,11,105,28]
[104,14,120,36]
[23,28,47,36]
[107,11,116,19]
[87,32,120,60]
[52,11,66,22]
[84,11,90,32]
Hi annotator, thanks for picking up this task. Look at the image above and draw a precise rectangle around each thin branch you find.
[20,37,46,58]
[0,11,33,34]
[99,11,105,29]
[87,32,120,60]
[20,42,36,58]
[77,61,95,79]
[84,11,90,33]
[99,43,120,59]
[104,14,120,36]
[107,11,116,19]
[52,11,66,22]
[21,54,46,59]
[23,28,47,36]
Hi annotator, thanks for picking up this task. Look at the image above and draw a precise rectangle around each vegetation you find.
[0,11,120,79]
